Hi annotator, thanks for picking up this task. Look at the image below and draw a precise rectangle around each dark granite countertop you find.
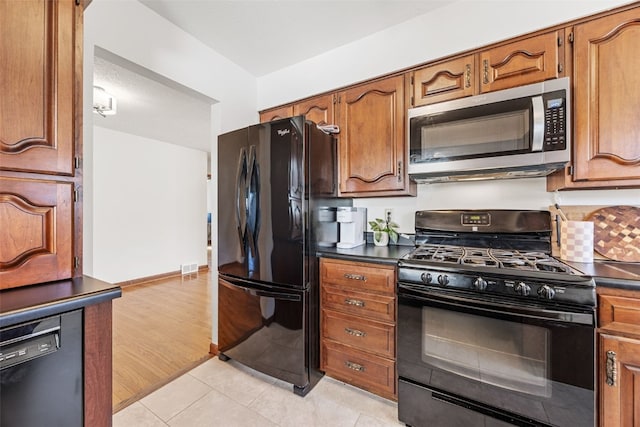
[317,243,413,265]
[0,275,122,327]
[318,243,640,292]
[563,260,640,291]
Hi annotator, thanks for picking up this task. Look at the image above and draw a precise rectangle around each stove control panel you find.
[397,265,596,306]
[461,212,490,226]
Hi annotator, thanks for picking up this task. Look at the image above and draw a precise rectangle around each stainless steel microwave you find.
[407,77,570,183]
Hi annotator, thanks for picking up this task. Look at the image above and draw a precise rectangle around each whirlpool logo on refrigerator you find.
[277,129,290,137]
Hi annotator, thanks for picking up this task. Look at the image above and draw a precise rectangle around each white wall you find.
[91,126,207,284]
[257,0,639,233]
[356,180,640,234]
[257,0,634,108]
[84,0,259,344]
[84,0,257,276]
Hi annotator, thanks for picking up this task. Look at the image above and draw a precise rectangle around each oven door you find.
[397,282,595,427]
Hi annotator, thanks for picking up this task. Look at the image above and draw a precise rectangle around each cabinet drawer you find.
[322,286,395,322]
[321,341,395,399]
[322,310,394,358]
[320,258,395,294]
[598,293,640,335]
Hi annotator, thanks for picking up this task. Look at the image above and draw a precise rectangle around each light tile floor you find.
[113,357,405,427]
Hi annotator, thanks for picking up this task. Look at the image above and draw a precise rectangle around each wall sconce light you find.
[93,86,117,117]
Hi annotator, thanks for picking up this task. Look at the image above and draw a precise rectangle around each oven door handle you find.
[398,283,594,326]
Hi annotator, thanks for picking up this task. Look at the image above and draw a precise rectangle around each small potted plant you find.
[369,217,399,247]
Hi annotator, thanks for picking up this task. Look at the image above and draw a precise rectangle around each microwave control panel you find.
[543,92,566,151]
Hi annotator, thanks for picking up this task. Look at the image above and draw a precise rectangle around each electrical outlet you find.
[384,208,392,223]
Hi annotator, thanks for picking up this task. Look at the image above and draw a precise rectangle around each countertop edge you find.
[0,276,122,328]
[316,244,412,266]
[318,247,640,290]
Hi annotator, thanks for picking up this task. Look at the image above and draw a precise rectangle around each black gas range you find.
[398,209,596,307]
[397,210,596,427]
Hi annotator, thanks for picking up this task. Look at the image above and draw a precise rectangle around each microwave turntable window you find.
[419,110,530,161]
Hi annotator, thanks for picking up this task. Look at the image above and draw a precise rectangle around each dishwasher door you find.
[1,309,83,427]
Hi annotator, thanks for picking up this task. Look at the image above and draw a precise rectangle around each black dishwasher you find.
[1,309,83,427]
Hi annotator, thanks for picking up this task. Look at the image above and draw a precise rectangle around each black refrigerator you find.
[217,116,348,396]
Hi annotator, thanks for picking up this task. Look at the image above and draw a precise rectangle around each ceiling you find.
[92,47,215,152]
[92,0,456,152]
[138,0,454,77]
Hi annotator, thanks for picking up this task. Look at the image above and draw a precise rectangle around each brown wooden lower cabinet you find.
[597,287,640,426]
[320,257,397,400]
[321,341,395,399]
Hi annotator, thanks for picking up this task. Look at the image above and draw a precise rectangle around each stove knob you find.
[420,272,432,283]
[473,277,488,291]
[437,274,449,286]
[514,282,531,296]
[538,285,556,300]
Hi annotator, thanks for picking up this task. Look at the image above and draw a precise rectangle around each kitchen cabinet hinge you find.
[568,165,574,176]
[568,32,574,43]
[557,36,563,47]
[73,256,80,270]
[558,63,563,73]
[410,76,414,85]
[74,156,81,169]
[410,96,414,106]
[73,187,80,202]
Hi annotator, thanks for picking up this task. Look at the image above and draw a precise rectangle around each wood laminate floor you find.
[112,269,213,413]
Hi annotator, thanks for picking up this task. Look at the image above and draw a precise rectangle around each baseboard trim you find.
[116,265,210,288]
[209,342,218,355]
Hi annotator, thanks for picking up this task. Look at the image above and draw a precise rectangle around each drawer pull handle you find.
[344,327,366,337]
[345,361,365,372]
[606,350,617,387]
[344,273,366,281]
[344,298,365,307]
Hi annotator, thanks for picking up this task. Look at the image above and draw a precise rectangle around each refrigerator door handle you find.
[222,276,302,301]
[246,145,260,256]
[240,286,301,302]
[236,147,248,257]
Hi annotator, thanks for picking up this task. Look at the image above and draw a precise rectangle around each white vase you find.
[373,231,389,246]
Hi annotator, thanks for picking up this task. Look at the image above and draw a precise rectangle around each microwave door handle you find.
[531,95,545,152]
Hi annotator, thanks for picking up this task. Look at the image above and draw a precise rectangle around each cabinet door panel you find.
[338,76,411,195]
[411,55,476,106]
[259,105,293,123]
[599,334,640,427]
[480,31,560,93]
[0,0,75,175]
[294,94,334,125]
[573,8,640,182]
[0,177,73,289]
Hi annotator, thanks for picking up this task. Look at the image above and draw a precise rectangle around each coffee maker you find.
[336,207,367,249]
[314,207,339,247]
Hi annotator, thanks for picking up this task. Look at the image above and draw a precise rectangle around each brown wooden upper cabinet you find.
[0,0,76,176]
[0,0,80,289]
[479,30,562,93]
[409,55,477,107]
[549,6,640,190]
[293,94,335,126]
[259,104,293,123]
[336,75,415,197]
[410,31,563,107]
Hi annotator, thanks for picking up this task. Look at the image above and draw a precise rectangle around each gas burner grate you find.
[407,244,574,273]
